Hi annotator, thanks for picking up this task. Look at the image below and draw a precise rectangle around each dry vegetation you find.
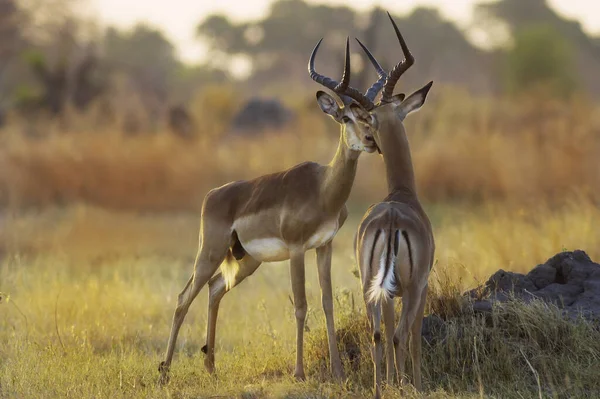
[1,86,599,210]
[1,85,600,398]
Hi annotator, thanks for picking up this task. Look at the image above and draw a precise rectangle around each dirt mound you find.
[421,250,600,343]
[467,250,600,321]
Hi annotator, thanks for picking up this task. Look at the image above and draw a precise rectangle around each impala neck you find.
[378,119,418,201]
[322,131,360,211]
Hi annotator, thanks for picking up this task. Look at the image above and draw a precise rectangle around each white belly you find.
[305,219,339,250]
[233,214,339,262]
[242,238,290,262]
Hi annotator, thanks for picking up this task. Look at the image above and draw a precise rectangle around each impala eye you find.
[341,116,351,123]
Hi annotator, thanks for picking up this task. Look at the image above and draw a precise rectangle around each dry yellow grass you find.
[1,199,599,397]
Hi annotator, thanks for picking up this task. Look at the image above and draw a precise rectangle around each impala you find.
[353,13,435,398]
[158,35,389,383]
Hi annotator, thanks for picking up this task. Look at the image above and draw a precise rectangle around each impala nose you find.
[365,135,375,142]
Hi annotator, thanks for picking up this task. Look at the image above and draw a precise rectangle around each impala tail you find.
[366,226,411,304]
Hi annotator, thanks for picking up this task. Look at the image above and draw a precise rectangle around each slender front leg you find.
[290,251,307,380]
[382,298,396,384]
[316,242,345,380]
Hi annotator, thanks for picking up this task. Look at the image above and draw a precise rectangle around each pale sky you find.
[89,0,600,63]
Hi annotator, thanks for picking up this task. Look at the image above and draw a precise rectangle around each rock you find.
[422,250,600,342]
[472,300,493,314]
[470,250,600,321]
[483,269,537,295]
[527,264,556,289]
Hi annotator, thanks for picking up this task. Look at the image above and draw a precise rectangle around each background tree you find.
[103,25,180,105]
[504,24,577,96]
[197,0,492,95]
[475,0,600,97]
[0,0,28,121]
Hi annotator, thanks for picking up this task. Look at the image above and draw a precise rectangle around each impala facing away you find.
[352,14,435,398]
[158,35,389,383]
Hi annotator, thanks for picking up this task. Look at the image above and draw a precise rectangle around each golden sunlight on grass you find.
[1,199,599,397]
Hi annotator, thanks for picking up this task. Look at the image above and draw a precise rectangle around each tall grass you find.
[1,201,599,398]
[0,86,599,211]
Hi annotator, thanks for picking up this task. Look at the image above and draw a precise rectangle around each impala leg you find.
[394,286,419,386]
[203,257,261,374]
[409,285,428,391]
[367,300,383,399]
[316,242,345,380]
[382,298,396,385]
[290,251,307,380]
[159,237,229,383]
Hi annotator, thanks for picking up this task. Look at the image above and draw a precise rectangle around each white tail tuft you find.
[221,251,239,290]
[366,231,397,304]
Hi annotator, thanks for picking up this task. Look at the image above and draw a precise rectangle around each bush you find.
[504,24,578,97]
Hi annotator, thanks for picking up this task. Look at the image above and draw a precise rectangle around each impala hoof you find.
[204,357,215,374]
[293,370,306,381]
[333,368,346,381]
[157,362,170,385]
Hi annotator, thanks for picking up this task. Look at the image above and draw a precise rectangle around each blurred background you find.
[1,1,600,395]
[0,0,599,212]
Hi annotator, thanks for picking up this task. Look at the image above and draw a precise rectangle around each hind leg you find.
[382,298,396,384]
[159,219,230,383]
[394,286,420,386]
[202,256,261,373]
[409,285,428,391]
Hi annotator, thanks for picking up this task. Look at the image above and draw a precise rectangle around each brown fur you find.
[158,91,378,383]
[354,86,435,398]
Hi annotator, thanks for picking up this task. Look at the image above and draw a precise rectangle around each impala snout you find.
[363,134,378,153]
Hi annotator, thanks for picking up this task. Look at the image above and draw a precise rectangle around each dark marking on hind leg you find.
[373,331,381,343]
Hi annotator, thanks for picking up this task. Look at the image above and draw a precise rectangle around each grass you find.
[1,87,600,397]
[1,200,600,398]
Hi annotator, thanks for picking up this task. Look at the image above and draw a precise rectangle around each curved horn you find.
[308,37,376,110]
[381,12,415,103]
[334,37,351,92]
[355,38,387,102]
[308,38,340,92]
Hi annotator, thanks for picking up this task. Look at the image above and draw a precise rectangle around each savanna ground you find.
[1,87,600,398]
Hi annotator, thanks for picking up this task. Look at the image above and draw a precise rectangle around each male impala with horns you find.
[158,27,393,383]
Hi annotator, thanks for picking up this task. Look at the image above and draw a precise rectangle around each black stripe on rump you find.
[402,231,414,279]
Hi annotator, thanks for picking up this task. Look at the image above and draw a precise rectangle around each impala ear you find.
[389,93,406,104]
[316,90,343,122]
[394,81,433,120]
